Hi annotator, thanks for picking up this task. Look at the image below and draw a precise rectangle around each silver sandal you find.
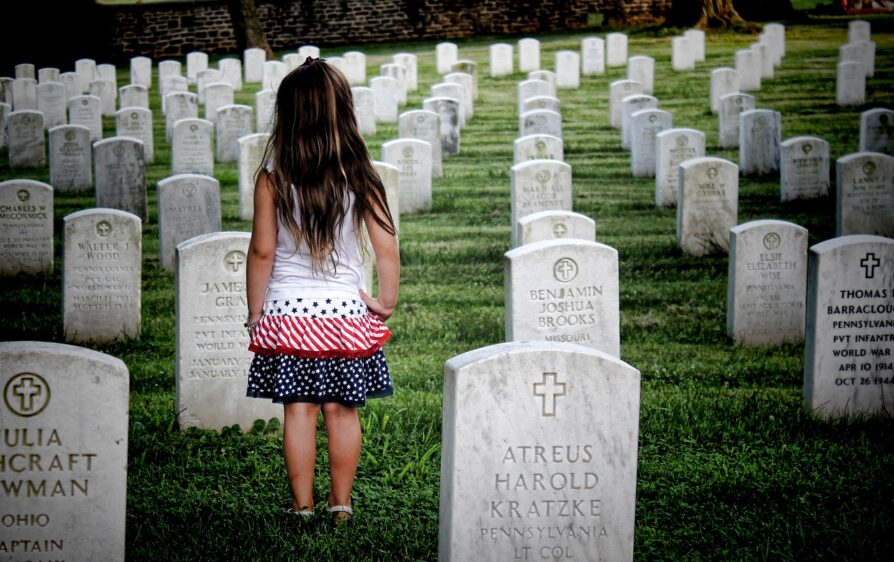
[328,504,353,523]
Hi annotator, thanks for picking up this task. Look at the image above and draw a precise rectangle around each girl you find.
[244,57,399,524]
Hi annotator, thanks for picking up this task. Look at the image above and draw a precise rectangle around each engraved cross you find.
[97,223,110,236]
[226,252,245,272]
[861,253,880,279]
[533,372,566,417]
[13,376,42,412]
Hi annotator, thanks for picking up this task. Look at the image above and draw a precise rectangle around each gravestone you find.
[606,33,628,67]
[393,53,418,92]
[399,109,442,178]
[372,160,401,236]
[75,58,96,93]
[12,77,37,111]
[88,79,116,117]
[728,220,808,346]
[63,208,141,342]
[860,108,894,155]
[165,91,199,143]
[764,23,786,66]
[522,96,560,116]
[186,51,209,83]
[516,210,595,247]
[630,109,672,177]
[518,79,553,115]
[423,97,461,156]
[96,64,117,89]
[60,72,81,101]
[836,61,865,107]
[0,179,53,275]
[850,41,875,77]
[381,63,408,105]
[0,341,128,561]
[283,53,301,71]
[621,94,658,150]
[511,159,572,246]
[528,70,557,96]
[160,76,188,113]
[352,86,376,136]
[298,45,320,59]
[158,60,182,85]
[685,29,706,62]
[382,138,433,214]
[261,61,287,93]
[0,102,8,148]
[677,157,739,256]
[327,56,346,76]
[581,37,605,76]
[158,174,222,270]
[490,43,513,77]
[555,51,580,89]
[244,47,265,83]
[627,56,654,94]
[803,235,894,418]
[672,36,694,71]
[836,152,894,238]
[238,133,270,221]
[7,110,45,168]
[753,43,773,80]
[119,84,149,109]
[38,68,60,84]
[116,107,154,164]
[216,104,253,163]
[343,51,367,85]
[840,43,862,65]
[36,81,66,129]
[172,118,214,177]
[518,38,541,72]
[739,109,782,177]
[14,63,35,79]
[710,68,739,114]
[848,20,871,43]
[255,88,275,133]
[371,76,399,123]
[520,109,562,138]
[514,134,564,164]
[718,93,755,149]
[609,80,644,129]
[437,42,459,75]
[218,57,243,91]
[49,125,92,192]
[432,82,467,127]
[655,128,705,207]
[440,340,639,561]
[451,61,478,99]
[0,77,13,105]
[735,49,761,91]
[196,69,223,104]
[176,232,283,431]
[445,73,474,120]
[94,137,147,221]
[68,95,102,141]
[130,56,152,87]
[204,82,235,123]
[780,136,830,201]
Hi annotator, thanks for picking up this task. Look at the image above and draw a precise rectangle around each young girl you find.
[244,57,399,524]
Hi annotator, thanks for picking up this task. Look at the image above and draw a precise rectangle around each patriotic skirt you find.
[246,295,393,407]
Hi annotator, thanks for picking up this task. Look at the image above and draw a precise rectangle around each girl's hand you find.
[359,289,394,321]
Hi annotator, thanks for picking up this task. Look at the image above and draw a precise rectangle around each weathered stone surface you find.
[0,179,53,275]
[655,128,705,208]
[49,125,92,191]
[780,136,830,201]
[677,157,738,257]
[157,174,222,270]
[835,152,894,238]
[511,159,572,247]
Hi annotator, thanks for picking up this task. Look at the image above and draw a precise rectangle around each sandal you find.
[282,501,314,518]
[328,504,353,524]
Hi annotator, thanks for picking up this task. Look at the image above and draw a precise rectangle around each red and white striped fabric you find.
[249,313,391,359]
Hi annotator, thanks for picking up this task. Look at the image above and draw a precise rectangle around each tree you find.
[228,0,275,59]
[667,0,750,30]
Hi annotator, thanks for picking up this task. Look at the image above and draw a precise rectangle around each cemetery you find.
[0,3,893,560]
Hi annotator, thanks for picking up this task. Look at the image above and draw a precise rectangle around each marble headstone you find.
[510,159,573,246]
[36,81,66,129]
[672,36,694,71]
[74,58,96,94]
[520,109,562,138]
[490,43,513,77]
[835,152,894,238]
[115,107,154,164]
[739,109,782,177]
[352,86,376,137]
[243,48,265,83]
[119,84,149,110]
[204,82,235,123]
[621,94,658,150]
[630,109,673,177]
[172,118,214,176]
[165,92,199,143]
[735,49,761,92]
[399,109,442,178]
[6,110,45,168]
[836,61,865,107]
[555,51,580,89]
[710,68,739,114]
[393,53,418,92]
[12,77,37,111]
[371,76,399,123]
[49,125,92,191]
[216,104,253,163]
[518,79,553,115]
[581,37,605,76]
[516,210,596,248]
[158,174,222,270]
[88,79,116,117]
[343,51,367,85]
[0,179,53,275]
[655,128,705,207]
[238,133,270,221]
[382,138,433,214]
[514,134,564,164]
[423,97,461,157]
[130,56,152,87]
[218,57,243,91]
[859,108,894,155]
[94,137,147,221]
[437,42,459,75]
[68,95,102,142]
[606,33,628,67]
[518,38,541,72]
[609,80,644,129]
[255,89,275,134]
[780,136,830,201]
[718,93,755,149]
[627,56,654,94]
[186,51,209,83]
[677,157,739,256]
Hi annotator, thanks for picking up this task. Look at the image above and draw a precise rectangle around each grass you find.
[2,16,894,562]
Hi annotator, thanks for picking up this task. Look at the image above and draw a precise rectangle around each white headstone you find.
[445,72,474,120]
[119,84,149,109]
[655,128,706,207]
[130,56,152,87]
[216,104,254,163]
[510,159,572,246]
[518,38,541,72]
[606,33,628,67]
[115,107,154,164]
[88,79,116,117]
[371,76,399,123]
[60,72,81,101]
[848,20,871,43]
[244,48,266,83]
[343,51,367,85]
[609,80,644,129]
[780,136,830,201]
[298,45,320,59]
[710,68,739,114]
[158,174,222,270]
[262,60,288,93]
[0,102,8,149]
[7,110,45,168]
[94,137,147,220]
[490,43,513,77]
[49,124,93,191]
[452,60,478,100]
[63,208,141,342]
[735,49,761,91]
[718,92,755,149]
[176,232,283,431]
[159,60,182,85]
[836,61,866,107]
[581,37,605,76]
[518,79,553,115]
[381,63,408,105]
[423,97,461,157]
[255,88,275,134]
[437,42,459,75]
[804,235,894,418]
[172,118,214,177]
[352,86,376,137]
[14,63,35,79]
[685,28,706,62]
[728,220,808,346]
[630,109,673,177]
[0,179,53,275]
[677,157,739,256]
[517,210,595,247]
[555,51,580,89]
[160,76,188,114]
[672,36,694,71]
[196,69,222,104]
[382,138,433,214]
[860,108,894,155]
[75,58,96,93]
[36,81,66,129]
[739,109,782,177]
[764,23,786,66]
[186,51,209,83]
[520,109,562,138]
[440,341,639,561]
[626,56,654,94]
[96,64,117,90]
[283,53,301,71]
[527,70,556,96]
[238,133,269,221]
[204,81,235,124]
[0,77,12,105]
[372,160,401,237]
[621,94,658,151]
[218,57,243,91]
[514,133,564,164]
[522,95,560,115]
[399,109,442,178]
[12,77,37,111]
[165,91,199,143]
[754,42,773,79]
[835,152,894,238]
[0,341,128,561]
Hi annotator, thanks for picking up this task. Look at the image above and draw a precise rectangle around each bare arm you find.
[360,202,400,320]
[246,171,277,325]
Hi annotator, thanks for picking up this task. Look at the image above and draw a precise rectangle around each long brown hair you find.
[260,57,395,270]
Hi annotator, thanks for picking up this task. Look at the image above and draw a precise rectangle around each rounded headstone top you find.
[445,340,637,374]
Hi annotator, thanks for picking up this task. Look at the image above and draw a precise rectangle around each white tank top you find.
[265,189,367,303]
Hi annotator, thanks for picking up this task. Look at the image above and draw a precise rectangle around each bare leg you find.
[283,402,321,510]
[322,402,361,509]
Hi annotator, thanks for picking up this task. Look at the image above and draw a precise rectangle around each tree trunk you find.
[667,0,758,31]
[228,0,275,59]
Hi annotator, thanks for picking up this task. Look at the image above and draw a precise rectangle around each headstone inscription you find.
[515,210,596,248]
[630,109,672,177]
[68,95,102,142]
[739,109,782,177]
[63,208,141,342]
[718,93,755,149]
[94,137,147,221]
[677,157,739,257]
[158,174,222,270]
[803,235,894,418]
[176,233,284,431]
[423,97,461,157]
[510,160,572,247]
[0,341,128,561]
[0,179,53,275]
[440,341,640,562]
[216,104,254,163]
[399,110,443,178]
[7,110,45,168]
[238,133,270,221]
[382,138,433,214]
[859,108,894,155]
[581,37,605,76]
[172,118,214,177]
[655,128,705,207]
[728,220,808,346]
[780,136,830,201]
[514,134,564,164]
[49,125,93,191]
[490,43,513,77]
[518,38,541,72]
[835,152,894,238]
[115,107,154,164]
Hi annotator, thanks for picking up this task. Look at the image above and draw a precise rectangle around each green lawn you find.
[2,17,893,562]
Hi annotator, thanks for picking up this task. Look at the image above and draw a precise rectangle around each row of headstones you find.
[836,19,876,106]
[477,33,637,78]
